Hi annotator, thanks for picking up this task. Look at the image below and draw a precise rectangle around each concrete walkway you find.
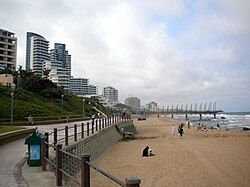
[0,138,27,187]
[0,119,91,186]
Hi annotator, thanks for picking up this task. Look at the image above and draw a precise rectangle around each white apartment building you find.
[43,60,69,91]
[27,33,49,76]
[69,77,89,95]
[0,29,17,71]
[125,96,141,109]
[102,86,118,105]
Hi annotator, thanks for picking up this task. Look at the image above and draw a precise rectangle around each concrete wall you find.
[54,120,135,182]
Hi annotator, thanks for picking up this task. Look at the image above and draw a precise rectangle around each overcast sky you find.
[1,0,250,112]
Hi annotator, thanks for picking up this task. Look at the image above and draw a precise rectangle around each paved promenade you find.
[0,119,90,186]
[0,138,26,187]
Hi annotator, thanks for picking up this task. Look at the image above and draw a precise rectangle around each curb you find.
[13,157,29,187]
[0,128,34,146]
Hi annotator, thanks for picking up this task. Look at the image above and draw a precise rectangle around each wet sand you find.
[82,116,250,187]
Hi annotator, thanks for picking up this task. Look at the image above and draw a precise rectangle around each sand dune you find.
[79,116,250,187]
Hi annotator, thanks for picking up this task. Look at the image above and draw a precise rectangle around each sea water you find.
[166,112,250,131]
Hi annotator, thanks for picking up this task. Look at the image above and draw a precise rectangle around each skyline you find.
[1,0,250,112]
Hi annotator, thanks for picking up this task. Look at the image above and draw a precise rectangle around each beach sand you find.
[79,116,250,187]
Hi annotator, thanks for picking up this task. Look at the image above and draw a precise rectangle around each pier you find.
[145,102,223,120]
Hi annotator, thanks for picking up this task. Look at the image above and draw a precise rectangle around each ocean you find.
[166,112,250,131]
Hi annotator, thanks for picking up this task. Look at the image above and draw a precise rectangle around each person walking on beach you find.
[171,124,175,135]
[179,126,184,138]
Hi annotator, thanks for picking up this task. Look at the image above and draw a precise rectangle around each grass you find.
[0,126,25,134]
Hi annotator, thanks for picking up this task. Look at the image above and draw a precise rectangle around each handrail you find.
[86,161,126,187]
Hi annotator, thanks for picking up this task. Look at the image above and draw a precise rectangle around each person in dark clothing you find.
[179,126,184,138]
[142,146,149,157]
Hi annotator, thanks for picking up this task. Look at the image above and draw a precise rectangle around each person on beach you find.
[148,149,155,156]
[204,125,207,132]
[171,124,175,135]
[179,126,184,138]
[142,146,149,157]
[217,123,220,130]
[187,122,190,129]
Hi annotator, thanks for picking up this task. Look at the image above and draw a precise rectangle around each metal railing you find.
[41,115,140,186]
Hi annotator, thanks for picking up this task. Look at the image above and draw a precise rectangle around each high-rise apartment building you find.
[25,32,49,75]
[0,29,17,71]
[103,86,118,103]
[43,60,69,91]
[125,96,141,109]
[50,43,71,76]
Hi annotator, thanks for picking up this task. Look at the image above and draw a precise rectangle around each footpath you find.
[0,138,27,187]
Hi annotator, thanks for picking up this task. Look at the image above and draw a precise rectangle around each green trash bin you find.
[24,128,44,167]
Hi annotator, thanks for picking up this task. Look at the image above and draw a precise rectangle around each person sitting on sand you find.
[148,149,155,156]
[142,146,149,157]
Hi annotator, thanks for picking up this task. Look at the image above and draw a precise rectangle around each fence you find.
[41,114,141,187]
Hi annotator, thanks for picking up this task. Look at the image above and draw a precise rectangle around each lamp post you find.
[10,83,15,127]
[61,95,64,109]
[82,98,85,118]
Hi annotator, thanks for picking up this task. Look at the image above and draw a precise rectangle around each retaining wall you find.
[51,120,136,182]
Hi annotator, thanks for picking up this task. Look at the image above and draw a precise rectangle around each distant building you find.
[50,43,71,76]
[125,96,141,109]
[69,77,98,95]
[25,32,49,76]
[103,86,118,105]
[69,77,89,95]
[0,74,13,86]
[43,60,69,91]
[88,84,98,95]
[0,29,17,71]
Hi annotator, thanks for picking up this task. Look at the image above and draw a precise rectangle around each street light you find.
[61,94,64,109]
[10,83,15,127]
[82,98,85,118]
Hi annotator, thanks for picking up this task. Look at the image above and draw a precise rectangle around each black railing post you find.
[95,119,98,131]
[74,124,77,142]
[87,122,90,136]
[81,153,90,187]
[56,144,62,186]
[54,128,57,145]
[81,123,84,139]
[45,132,49,158]
[102,118,104,128]
[65,126,68,146]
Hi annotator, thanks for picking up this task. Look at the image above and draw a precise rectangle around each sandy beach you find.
[81,116,250,187]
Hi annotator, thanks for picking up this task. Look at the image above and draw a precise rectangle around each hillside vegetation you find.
[0,68,111,121]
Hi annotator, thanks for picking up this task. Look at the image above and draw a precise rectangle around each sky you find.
[1,0,250,112]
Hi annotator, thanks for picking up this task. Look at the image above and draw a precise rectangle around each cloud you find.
[0,0,249,111]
